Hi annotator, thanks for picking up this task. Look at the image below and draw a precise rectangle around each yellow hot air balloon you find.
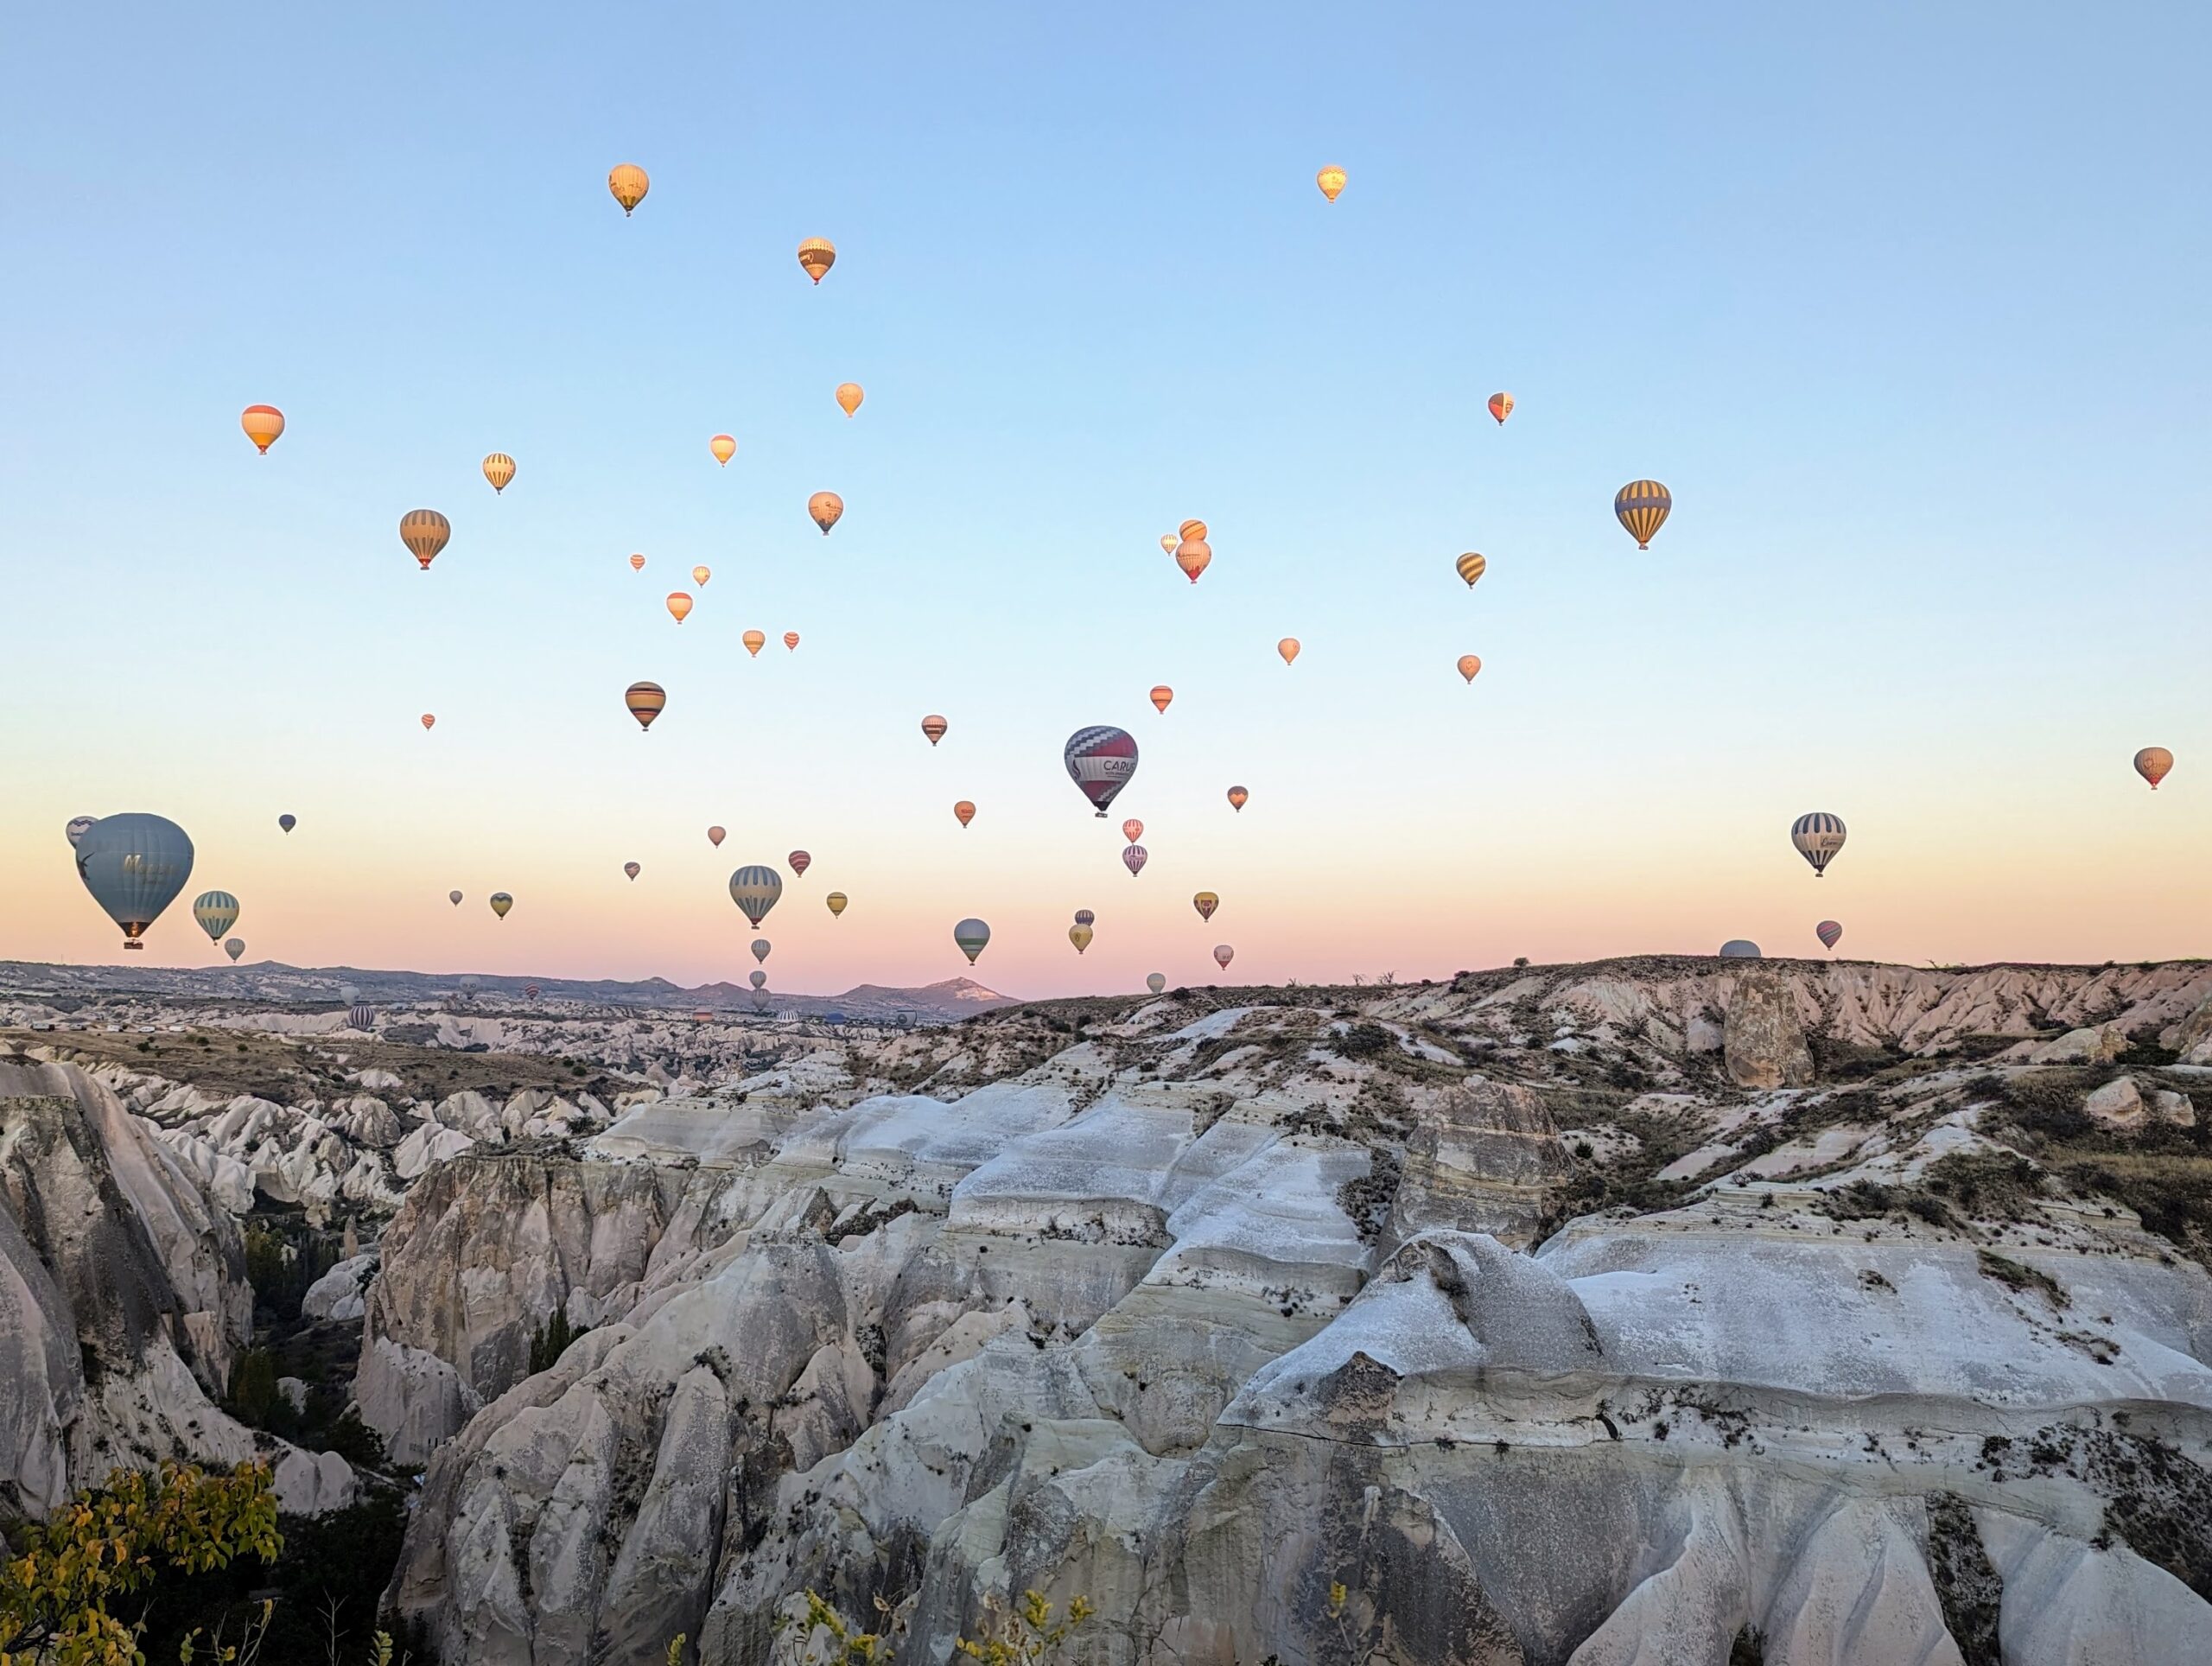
[625,681,666,731]
[809,491,844,534]
[482,453,515,493]
[783,631,799,651]
[836,382,863,416]
[1069,923,1093,955]
[629,552,645,572]
[743,630,766,657]
[608,163,649,215]
[798,238,836,283]
[1179,519,1209,542]
[1159,533,1178,556]
[1192,891,1219,921]
[667,592,693,623]
[1150,685,1174,714]
[1278,638,1300,665]
[1457,654,1483,683]
[1487,392,1514,425]
[954,800,976,828]
[240,405,284,454]
[1455,552,1487,588]
[710,434,736,467]
[1316,165,1346,202]
[400,509,451,571]
[693,565,711,588]
[826,891,849,918]
[1175,537,1211,583]
[1614,480,1673,549]
[489,892,513,919]
[921,715,948,746]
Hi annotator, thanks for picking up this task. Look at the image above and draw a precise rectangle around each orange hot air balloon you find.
[400,509,451,571]
[1226,785,1249,811]
[1179,519,1208,542]
[625,681,666,731]
[707,825,726,847]
[1488,392,1514,425]
[798,238,836,283]
[1278,638,1300,665]
[666,592,693,623]
[1456,552,1487,587]
[836,382,863,416]
[783,631,799,651]
[240,405,285,454]
[921,715,948,747]
[809,491,843,534]
[1150,685,1174,714]
[1159,533,1179,556]
[953,800,976,829]
[1192,891,1219,921]
[482,453,516,493]
[1175,537,1211,583]
[2136,747,2175,790]
[1122,819,1144,843]
[710,434,737,467]
[1457,654,1483,683]
[420,713,435,730]
[742,630,766,657]
[693,565,711,587]
[608,163,649,215]
[629,553,645,572]
[1316,165,1346,202]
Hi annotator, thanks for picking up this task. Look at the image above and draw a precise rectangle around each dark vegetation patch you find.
[230,1217,385,1472]
[1337,1148,1403,1245]
[1974,1250,2069,1308]
[1530,1105,1705,1240]
[1925,1491,2004,1666]
[1808,1036,1910,1081]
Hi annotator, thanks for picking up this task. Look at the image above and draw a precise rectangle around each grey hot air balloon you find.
[751,938,772,964]
[192,891,239,944]
[75,813,194,950]
[348,1004,375,1031]
[449,890,464,906]
[65,816,99,849]
[750,970,767,990]
[954,918,991,963]
[278,814,296,834]
[728,865,784,927]
[1718,940,1762,958]
[339,983,360,1004]
[225,938,245,962]
[1147,972,1166,995]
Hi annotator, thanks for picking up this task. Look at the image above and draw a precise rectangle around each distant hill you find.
[0,960,1018,1024]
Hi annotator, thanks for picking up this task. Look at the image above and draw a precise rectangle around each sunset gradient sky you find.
[4,3,2208,997]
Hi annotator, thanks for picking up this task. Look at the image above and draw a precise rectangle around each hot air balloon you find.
[65,816,98,848]
[625,682,666,731]
[826,892,849,918]
[1122,819,1144,843]
[836,383,863,416]
[240,405,284,454]
[624,862,640,881]
[1816,920,1843,951]
[74,813,193,950]
[1456,552,1487,587]
[1122,844,1147,877]
[1457,654,1483,683]
[1147,972,1166,995]
[524,984,541,1002]
[693,565,711,588]
[1073,909,1095,926]
[743,630,766,657]
[483,454,516,494]
[1070,924,1093,954]
[953,918,990,963]
[784,632,799,651]
[1791,813,1847,877]
[1065,726,1138,816]
[788,850,811,877]
[1614,480,1672,550]
[1278,638,1300,666]
[1174,537,1211,582]
[1487,393,1514,425]
[1719,940,1762,959]
[751,938,771,964]
[710,434,736,467]
[277,814,296,834]
[226,938,245,962]
[728,865,784,926]
[750,970,767,989]
[2136,747,2175,790]
[1192,892,1219,922]
[922,715,948,747]
[1179,520,1208,542]
[1160,533,1178,556]
[608,163,649,214]
[667,593,693,623]
[401,510,451,571]
[798,238,836,283]
[708,825,726,847]
[339,983,359,1005]
[193,891,239,944]
[1150,685,1174,714]
[629,553,646,572]
[490,893,512,918]
[1213,944,1235,970]
[449,890,463,906]
[421,713,436,730]
[349,1003,376,1030]
[954,800,976,828]
[1226,785,1249,812]
[1316,166,1346,202]
[809,492,843,534]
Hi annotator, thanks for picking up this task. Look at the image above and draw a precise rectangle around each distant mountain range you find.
[0,960,1018,1024]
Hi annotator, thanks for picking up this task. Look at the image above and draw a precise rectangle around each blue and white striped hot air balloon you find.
[1790,812,1847,877]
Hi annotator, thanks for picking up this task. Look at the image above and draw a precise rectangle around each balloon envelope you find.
[836,383,863,416]
[728,865,784,926]
[784,632,799,651]
[1816,920,1843,951]
[1192,892,1218,921]
[751,938,771,963]
[193,890,239,944]
[449,890,463,906]
[277,814,296,833]
[1149,685,1173,713]
[624,862,640,880]
[788,850,811,876]
[1719,940,1762,958]
[421,714,435,730]
[625,681,666,731]
[710,434,736,466]
[630,553,646,571]
[1073,908,1095,926]
[1174,537,1211,582]
[798,237,836,283]
[608,163,648,214]
[1122,844,1147,876]
[1069,924,1093,954]
[1122,819,1144,843]
[954,800,976,828]
[1159,533,1178,556]
[708,825,726,847]
[1457,654,1482,683]
[922,715,948,747]
[1226,785,1249,811]
[400,509,451,570]
[482,453,515,493]
[742,630,766,657]
[2136,747,2174,789]
[1147,972,1166,995]
[1614,480,1673,549]
[953,918,990,963]
[1213,944,1235,970]
[65,815,98,848]
[489,893,512,918]
[241,405,285,453]
[1487,393,1514,425]
[809,491,843,533]
[826,892,849,917]
[750,970,767,989]
[1316,165,1346,201]
[76,813,194,948]
[1065,727,1139,816]
[667,593,693,623]
[1277,638,1300,665]
[1179,520,1208,542]
[1791,812,1847,876]
[225,938,245,962]
[1456,552,1486,587]
[692,565,711,587]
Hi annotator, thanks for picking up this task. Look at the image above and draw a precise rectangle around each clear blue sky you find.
[3,2,2208,993]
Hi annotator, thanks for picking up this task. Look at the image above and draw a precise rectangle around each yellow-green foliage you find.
[780,1591,900,1666]
[953,1590,1095,1666]
[0,1462,280,1666]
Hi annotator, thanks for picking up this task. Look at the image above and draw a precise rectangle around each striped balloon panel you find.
[400,509,451,568]
[348,1005,375,1030]
[1613,480,1671,546]
[483,454,516,492]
